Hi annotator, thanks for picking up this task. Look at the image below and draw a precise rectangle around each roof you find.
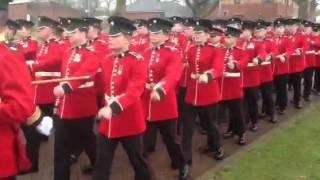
[127,0,192,17]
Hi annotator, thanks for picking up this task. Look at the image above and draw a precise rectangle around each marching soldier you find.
[58,17,71,50]
[221,24,248,145]
[287,18,308,109]
[183,19,225,164]
[92,16,151,180]
[273,18,293,115]
[84,17,110,109]
[0,20,52,180]
[239,20,266,131]
[30,16,62,115]
[302,20,316,102]
[169,16,188,53]
[178,18,197,135]
[16,19,38,61]
[24,17,62,173]
[132,19,150,53]
[2,20,22,51]
[312,24,320,94]
[131,20,155,153]
[255,20,276,123]
[52,18,98,180]
[142,17,190,180]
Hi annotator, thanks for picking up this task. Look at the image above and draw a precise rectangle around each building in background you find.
[125,0,192,19]
[208,0,299,20]
[8,0,85,21]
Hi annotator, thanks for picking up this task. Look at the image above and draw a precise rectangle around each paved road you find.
[18,95,319,180]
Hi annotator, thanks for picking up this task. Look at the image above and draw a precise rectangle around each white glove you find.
[150,90,161,102]
[199,73,209,84]
[294,49,302,55]
[252,57,259,65]
[36,116,53,136]
[266,55,272,62]
[98,106,113,120]
[53,85,65,98]
[277,55,286,63]
[227,61,236,70]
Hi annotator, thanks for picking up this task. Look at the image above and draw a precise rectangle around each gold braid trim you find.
[26,106,41,125]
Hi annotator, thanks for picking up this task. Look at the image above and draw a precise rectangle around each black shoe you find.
[269,116,277,124]
[69,154,78,164]
[250,124,258,132]
[278,109,286,115]
[81,164,93,175]
[179,164,190,180]
[171,163,180,170]
[314,91,320,96]
[294,103,302,109]
[198,145,214,154]
[214,147,224,161]
[19,167,39,175]
[258,113,266,119]
[238,134,246,146]
[223,131,233,139]
[304,96,310,102]
[199,128,207,135]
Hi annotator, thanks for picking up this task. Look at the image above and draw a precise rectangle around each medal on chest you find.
[73,53,81,62]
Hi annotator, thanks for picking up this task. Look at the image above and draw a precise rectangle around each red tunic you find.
[88,37,111,97]
[98,52,147,138]
[288,32,308,73]
[56,45,99,119]
[141,42,183,121]
[260,38,276,83]
[239,38,267,88]
[185,43,224,106]
[19,37,38,61]
[32,39,62,105]
[273,35,293,76]
[130,34,150,54]
[0,43,36,178]
[179,39,194,88]
[221,47,248,101]
[304,34,317,68]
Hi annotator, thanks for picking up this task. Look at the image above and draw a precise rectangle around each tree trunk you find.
[113,0,127,16]
[186,0,220,18]
[298,1,308,19]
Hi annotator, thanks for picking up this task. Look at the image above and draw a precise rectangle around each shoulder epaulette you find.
[128,51,144,61]
[97,39,108,44]
[86,45,95,52]
[208,43,225,48]
[164,45,177,52]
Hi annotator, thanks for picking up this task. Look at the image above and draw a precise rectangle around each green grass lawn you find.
[202,104,320,180]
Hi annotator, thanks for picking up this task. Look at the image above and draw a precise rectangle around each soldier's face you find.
[210,35,221,44]
[254,29,266,39]
[184,26,194,38]
[137,26,149,35]
[194,31,209,44]
[109,34,129,51]
[69,29,86,45]
[17,27,32,38]
[87,26,99,40]
[149,31,167,44]
[289,25,298,34]
[172,23,184,33]
[304,27,312,35]
[240,29,252,39]
[275,26,285,35]
[224,36,236,46]
[4,27,15,40]
[37,26,51,40]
